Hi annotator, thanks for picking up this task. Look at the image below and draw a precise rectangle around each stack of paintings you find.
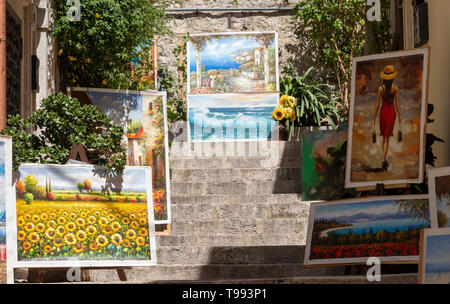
[187,31,280,141]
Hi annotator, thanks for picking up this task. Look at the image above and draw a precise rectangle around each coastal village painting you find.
[11,164,156,267]
[305,195,430,265]
[187,32,279,94]
[72,88,171,223]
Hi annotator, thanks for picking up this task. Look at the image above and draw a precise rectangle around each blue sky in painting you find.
[19,166,148,192]
[426,234,450,273]
[88,91,143,124]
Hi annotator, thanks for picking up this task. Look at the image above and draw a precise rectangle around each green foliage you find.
[34,186,47,200]
[127,120,143,134]
[437,210,448,228]
[53,0,170,89]
[24,193,34,205]
[24,175,39,194]
[77,182,85,193]
[280,64,341,128]
[294,0,367,110]
[0,93,126,174]
[368,0,393,53]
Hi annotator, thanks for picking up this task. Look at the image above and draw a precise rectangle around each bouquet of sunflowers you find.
[272,95,297,137]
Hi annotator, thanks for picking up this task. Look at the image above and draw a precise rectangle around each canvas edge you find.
[427,166,450,229]
[418,227,450,284]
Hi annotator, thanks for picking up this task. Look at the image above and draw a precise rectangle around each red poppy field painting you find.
[305,195,430,266]
[346,48,429,188]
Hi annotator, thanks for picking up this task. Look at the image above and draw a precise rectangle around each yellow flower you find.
[138,227,148,237]
[138,218,147,226]
[107,214,115,221]
[28,232,40,243]
[102,80,108,86]
[279,95,290,107]
[50,213,56,219]
[54,238,64,247]
[96,235,109,247]
[87,216,96,225]
[47,220,57,228]
[283,107,295,122]
[98,217,108,227]
[41,213,49,221]
[17,216,25,226]
[68,56,77,62]
[123,239,131,248]
[126,229,136,240]
[95,13,101,18]
[130,214,136,221]
[57,217,66,225]
[122,217,130,225]
[24,214,32,221]
[17,230,27,241]
[288,96,297,107]
[89,242,99,251]
[25,222,35,232]
[56,226,66,236]
[111,221,121,231]
[66,222,76,232]
[32,214,40,222]
[86,58,92,64]
[36,223,46,233]
[102,225,113,235]
[58,49,63,56]
[136,236,146,247]
[64,233,77,245]
[23,242,32,251]
[130,221,139,229]
[76,218,86,227]
[76,230,88,242]
[86,225,97,236]
[44,244,53,253]
[95,211,101,217]
[70,212,77,220]
[45,228,56,240]
[72,243,86,253]
[272,106,285,121]
[80,212,87,218]
[110,233,123,245]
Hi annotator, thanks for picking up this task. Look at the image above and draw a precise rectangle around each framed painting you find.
[428,166,450,228]
[301,123,348,202]
[304,195,430,266]
[419,228,450,284]
[187,93,279,142]
[0,136,12,283]
[346,48,429,188]
[7,164,157,270]
[71,88,171,224]
[187,31,279,95]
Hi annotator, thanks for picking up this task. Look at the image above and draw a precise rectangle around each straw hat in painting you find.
[380,65,398,80]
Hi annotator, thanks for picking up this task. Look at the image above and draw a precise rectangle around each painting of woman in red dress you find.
[373,65,402,171]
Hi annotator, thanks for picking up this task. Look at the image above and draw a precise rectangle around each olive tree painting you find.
[428,166,450,229]
[346,48,429,188]
[187,31,279,94]
[71,88,171,224]
[8,164,157,268]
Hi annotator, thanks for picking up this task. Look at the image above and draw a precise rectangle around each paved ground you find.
[0,261,6,284]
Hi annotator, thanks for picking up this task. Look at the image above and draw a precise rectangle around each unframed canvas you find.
[7,164,157,273]
[0,136,12,284]
[346,48,429,188]
[419,228,450,284]
[304,195,430,266]
[71,88,171,224]
[428,166,450,229]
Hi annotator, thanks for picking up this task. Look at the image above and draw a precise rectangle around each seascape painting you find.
[305,195,430,265]
[301,123,348,201]
[419,228,450,284]
[428,167,450,228]
[188,93,278,141]
[346,48,429,188]
[187,32,279,94]
[71,88,171,223]
[12,164,156,267]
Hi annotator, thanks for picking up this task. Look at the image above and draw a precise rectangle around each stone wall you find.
[157,0,320,81]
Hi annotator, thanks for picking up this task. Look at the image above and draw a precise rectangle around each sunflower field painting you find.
[11,164,157,267]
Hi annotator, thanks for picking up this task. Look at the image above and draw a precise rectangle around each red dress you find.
[379,85,396,137]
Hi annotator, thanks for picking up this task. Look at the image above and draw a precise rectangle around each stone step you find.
[170,181,301,196]
[170,194,303,205]
[171,168,301,183]
[169,156,301,169]
[169,218,307,236]
[156,245,305,265]
[87,263,346,282]
[170,201,308,221]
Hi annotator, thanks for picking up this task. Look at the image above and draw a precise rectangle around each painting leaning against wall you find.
[71,88,171,224]
[428,166,450,229]
[419,228,450,284]
[0,136,12,283]
[187,31,279,95]
[8,164,157,268]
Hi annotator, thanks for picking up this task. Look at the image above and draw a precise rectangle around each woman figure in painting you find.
[373,65,402,171]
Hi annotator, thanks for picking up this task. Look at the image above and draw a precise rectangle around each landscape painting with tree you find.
[346,48,429,188]
[419,228,450,284]
[187,31,279,94]
[11,164,156,267]
[72,88,170,223]
[305,195,430,265]
[428,167,450,228]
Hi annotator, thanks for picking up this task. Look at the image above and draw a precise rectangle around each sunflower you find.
[107,214,115,221]
[75,218,86,227]
[94,211,101,217]
[24,222,35,232]
[63,211,69,217]
[28,232,40,243]
[86,225,97,236]
[32,214,40,223]
[121,217,130,225]
[24,214,32,221]
[89,242,99,251]
[272,106,285,121]
[279,95,291,107]
[47,220,57,228]
[54,238,64,247]
[138,228,149,237]
[56,226,66,236]
[101,210,108,216]
[80,212,87,218]
[111,221,121,231]
[57,217,66,225]
[65,222,76,232]
[23,242,32,251]
[70,212,77,220]
[130,214,136,221]
[110,233,123,245]
[123,239,131,248]
[72,243,86,253]
[130,221,139,229]
[41,213,49,221]
[17,216,25,226]
[17,230,27,241]
[126,229,136,240]
[283,106,295,122]
[43,245,53,253]
[95,235,109,247]
[98,217,108,227]
[87,216,96,225]
[115,213,121,220]
[50,213,57,219]
[138,218,147,226]
[102,225,113,235]
[288,96,297,107]
[76,230,88,242]
[64,233,77,246]
[36,223,46,233]
[136,236,146,247]
[45,228,56,240]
